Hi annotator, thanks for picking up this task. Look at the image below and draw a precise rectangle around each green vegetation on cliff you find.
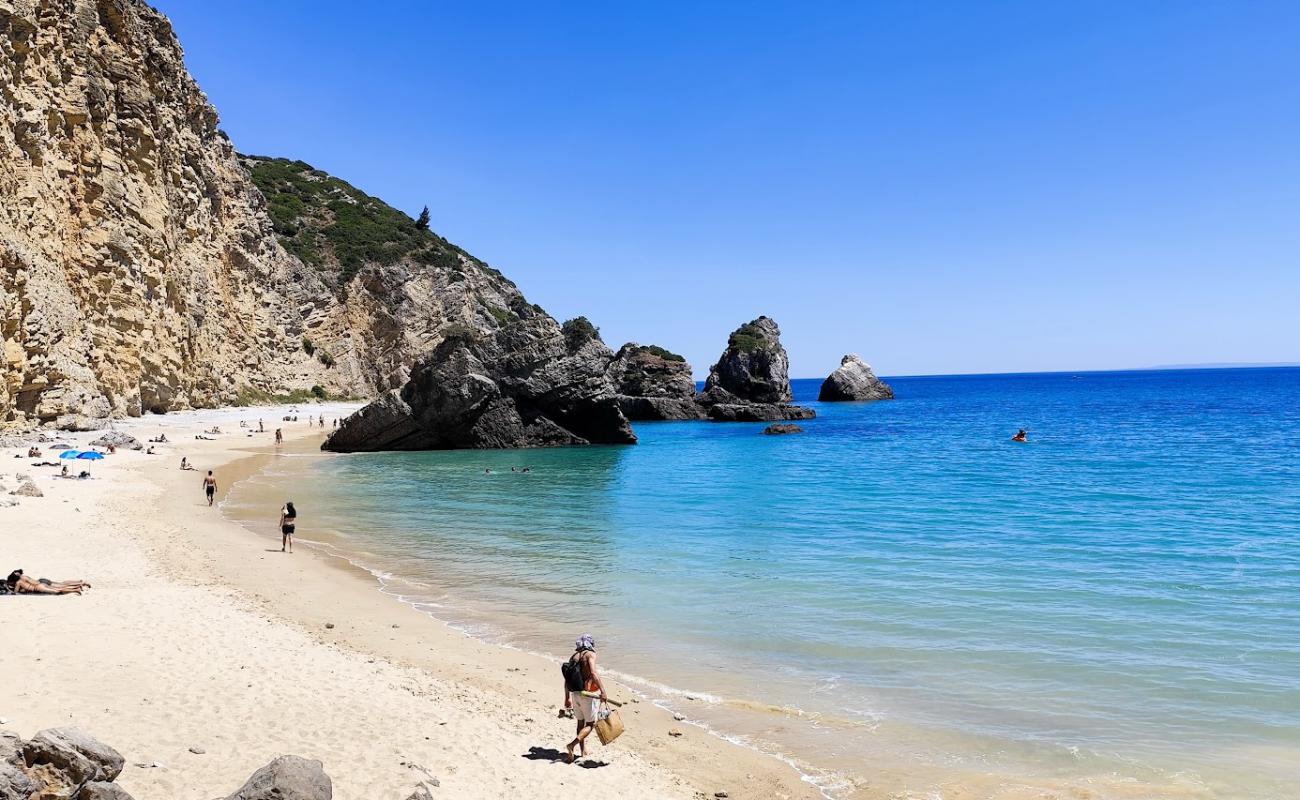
[634,344,686,362]
[243,156,510,290]
[728,322,771,353]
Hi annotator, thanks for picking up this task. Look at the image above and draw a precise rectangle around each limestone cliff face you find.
[0,0,335,427]
[0,0,545,430]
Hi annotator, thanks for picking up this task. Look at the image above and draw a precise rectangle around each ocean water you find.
[226,368,1300,799]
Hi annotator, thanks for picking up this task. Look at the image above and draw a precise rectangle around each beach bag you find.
[561,656,584,693]
[595,706,624,745]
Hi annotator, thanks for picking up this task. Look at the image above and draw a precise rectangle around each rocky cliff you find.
[0,0,565,430]
[819,353,893,401]
[0,0,334,427]
[323,316,636,451]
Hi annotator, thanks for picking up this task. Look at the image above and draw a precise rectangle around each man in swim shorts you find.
[203,470,217,506]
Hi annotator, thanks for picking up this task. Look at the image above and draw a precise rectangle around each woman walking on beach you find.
[279,501,297,553]
[202,470,217,507]
[562,634,607,763]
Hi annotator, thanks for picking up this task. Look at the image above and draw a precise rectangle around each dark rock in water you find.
[763,423,804,435]
[708,403,816,422]
[79,781,136,800]
[22,728,125,795]
[700,316,792,405]
[324,312,635,452]
[698,317,815,422]
[225,755,332,800]
[88,432,143,451]
[608,343,705,421]
[819,354,893,401]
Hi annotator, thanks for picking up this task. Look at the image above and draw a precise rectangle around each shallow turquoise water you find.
[229,368,1300,798]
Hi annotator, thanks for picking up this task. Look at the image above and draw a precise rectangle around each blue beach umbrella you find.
[59,450,82,459]
[76,451,104,460]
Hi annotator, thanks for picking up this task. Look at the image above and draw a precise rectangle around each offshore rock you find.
[608,344,705,421]
[708,404,816,422]
[698,317,814,421]
[818,354,893,401]
[763,423,804,435]
[323,315,635,451]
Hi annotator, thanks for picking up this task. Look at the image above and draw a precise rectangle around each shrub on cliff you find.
[562,317,600,351]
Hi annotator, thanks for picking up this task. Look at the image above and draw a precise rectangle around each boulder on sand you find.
[818,354,893,402]
[21,728,125,796]
[88,432,143,451]
[224,755,332,800]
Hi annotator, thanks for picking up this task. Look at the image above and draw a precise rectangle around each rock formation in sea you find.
[323,316,636,451]
[608,343,706,421]
[818,354,894,401]
[697,317,815,422]
[0,0,579,431]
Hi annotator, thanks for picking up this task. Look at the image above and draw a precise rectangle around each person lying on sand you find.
[5,570,91,595]
[562,634,608,763]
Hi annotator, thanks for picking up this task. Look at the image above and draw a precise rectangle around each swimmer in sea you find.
[1011,429,1027,442]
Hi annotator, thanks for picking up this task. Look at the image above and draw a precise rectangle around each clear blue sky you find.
[157,0,1299,378]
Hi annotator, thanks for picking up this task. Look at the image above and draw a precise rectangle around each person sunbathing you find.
[5,570,91,595]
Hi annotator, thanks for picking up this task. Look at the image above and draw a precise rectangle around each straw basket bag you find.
[595,704,625,745]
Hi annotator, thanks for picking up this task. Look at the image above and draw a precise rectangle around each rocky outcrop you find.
[763,423,803,435]
[323,315,636,451]
[698,317,814,422]
[608,344,705,421]
[819,354,893,401]
[225,755,332,800]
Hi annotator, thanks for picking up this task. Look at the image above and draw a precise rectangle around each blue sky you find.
[157,1,1299,378]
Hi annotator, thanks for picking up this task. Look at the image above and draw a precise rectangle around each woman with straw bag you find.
[562,634,607,763]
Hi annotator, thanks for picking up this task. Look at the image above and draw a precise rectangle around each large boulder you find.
[698,317,814,421]
[87,432,143,451]
[324,314,636,452]
[818,354,893,401]
[0,761,39,800]
[78,782,135,800]
[21,728,124,797]
[608,344,706,421]
[224,756,332,800]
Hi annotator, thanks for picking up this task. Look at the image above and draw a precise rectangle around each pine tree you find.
[415,206,430,230]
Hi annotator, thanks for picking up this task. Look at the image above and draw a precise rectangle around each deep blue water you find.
[230,367,1300,798]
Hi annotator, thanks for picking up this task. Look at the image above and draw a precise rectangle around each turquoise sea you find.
[227,367,1300,799]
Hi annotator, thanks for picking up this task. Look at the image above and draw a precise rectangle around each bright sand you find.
[0,404,816,800]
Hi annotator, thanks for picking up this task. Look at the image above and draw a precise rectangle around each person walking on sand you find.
[275,428,283,445]
[279,501,297,553]
[562,633,607,763]
[202,470,217,507]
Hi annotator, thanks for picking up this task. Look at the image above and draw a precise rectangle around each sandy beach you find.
[0,404,817,800]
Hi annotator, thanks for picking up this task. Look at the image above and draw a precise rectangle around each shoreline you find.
[0,403,818,800]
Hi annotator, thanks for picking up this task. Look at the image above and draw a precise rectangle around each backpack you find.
[561,652,585,693]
